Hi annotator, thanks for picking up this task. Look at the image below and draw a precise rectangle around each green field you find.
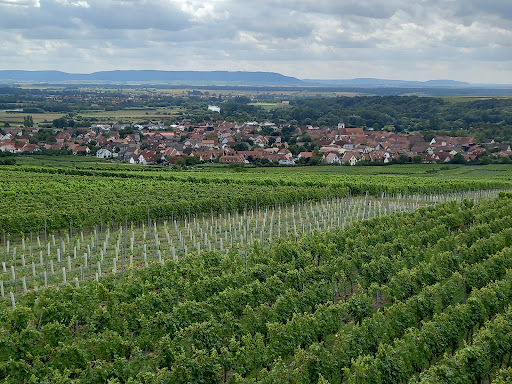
[442,96,512,103]
[2,191,512,383]
[241,163,512,179]
[1,163,512,383]
[12,155,512,181]
[15,155,512,178]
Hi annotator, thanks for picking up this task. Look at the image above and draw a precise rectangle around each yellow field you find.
[0,112,66,124]
[77,107,183,121]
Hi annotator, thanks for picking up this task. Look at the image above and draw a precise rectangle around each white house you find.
[96,148,113,159]
[278,158,295,165]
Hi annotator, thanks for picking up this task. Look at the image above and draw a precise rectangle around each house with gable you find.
[96,148,113,159]
[341,151,361,166]
[324,152,342,164]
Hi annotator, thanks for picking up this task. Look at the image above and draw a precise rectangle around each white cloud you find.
[0,0,39,6]
[0,0,511,83]
[55,0,90,8]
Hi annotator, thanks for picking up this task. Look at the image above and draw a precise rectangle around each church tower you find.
[338,112,345,129]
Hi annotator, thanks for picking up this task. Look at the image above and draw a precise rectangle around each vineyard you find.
[1,166,512,383]
[2,165,512,233]
[0,188,501,299]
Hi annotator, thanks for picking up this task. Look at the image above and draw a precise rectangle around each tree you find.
[412,154,422,164]
[231,142,249,151]
[53,117,75,128]
[233,96,251,104]
[450,153,466,164]
[395,154,409,164]
[499,155,512,164]
[23,115,34,128]
[309,156,323,166]
[186,155,199,166]
[260,126,274,136]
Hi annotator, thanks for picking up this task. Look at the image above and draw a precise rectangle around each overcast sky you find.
[1,0,511,83]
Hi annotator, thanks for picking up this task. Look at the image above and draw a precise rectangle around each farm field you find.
[13,155,512,178]
[0,112,66,124]
[14,155,512,178]
[0,108,181,127]
[1,164,512,383]
[77,107,182,121]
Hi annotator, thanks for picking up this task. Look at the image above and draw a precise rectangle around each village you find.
[0,117,511,166]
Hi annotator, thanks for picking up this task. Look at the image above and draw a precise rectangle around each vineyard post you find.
[89,248,92,277]
[12,250,16,294]
[147,209,152,262]
[95,225,98,253]
[153,219,158,261]
[463,270,467,303]
[123,216,127,273]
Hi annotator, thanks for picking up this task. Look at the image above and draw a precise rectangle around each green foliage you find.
[0,157,15,165]
[451,153,466,164]
[29,129,56,144]
[1,196,512,382]
[53,117,75,128]
[23,115,33,128]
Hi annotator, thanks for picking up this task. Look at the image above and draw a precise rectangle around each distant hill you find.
[1,71,510,95]
[0,70,305,85]
[304,78,473,87]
